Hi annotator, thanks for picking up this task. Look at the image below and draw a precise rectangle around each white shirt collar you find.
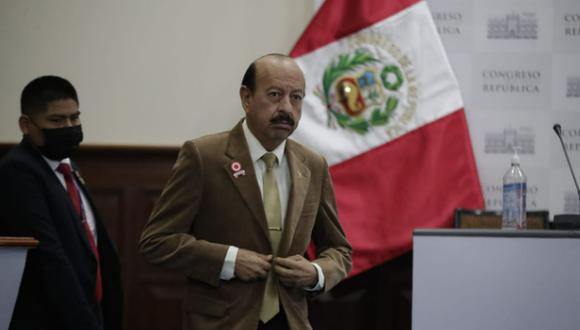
[42,155,72,171]
[242,119,286,164]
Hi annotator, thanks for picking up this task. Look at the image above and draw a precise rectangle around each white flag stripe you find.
[293,2,463,166]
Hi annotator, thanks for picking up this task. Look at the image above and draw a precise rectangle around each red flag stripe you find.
[330,110,484,276]
[290,0,421,57]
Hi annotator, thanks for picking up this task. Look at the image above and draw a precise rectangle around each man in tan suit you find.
[138,54,352,330]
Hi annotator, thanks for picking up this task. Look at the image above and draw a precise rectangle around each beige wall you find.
[0,0,315,145]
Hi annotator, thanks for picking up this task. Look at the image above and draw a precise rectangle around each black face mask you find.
[36,125,84,160]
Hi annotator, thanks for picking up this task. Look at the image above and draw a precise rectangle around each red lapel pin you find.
[231,161,246,178]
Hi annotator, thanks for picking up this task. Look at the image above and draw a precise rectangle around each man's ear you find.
[18,115,31,134]
[239,85,251,113]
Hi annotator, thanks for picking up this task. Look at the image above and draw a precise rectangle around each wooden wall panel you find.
[0,143,411,330]
[73,146,184,330]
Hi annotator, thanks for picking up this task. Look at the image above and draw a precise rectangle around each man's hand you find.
[273,255,318,288]
[234,249,272,281]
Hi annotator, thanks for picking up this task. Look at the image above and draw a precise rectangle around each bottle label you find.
[502,183,527,229]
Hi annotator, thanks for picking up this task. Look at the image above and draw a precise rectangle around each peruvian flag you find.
[290,0,484,277]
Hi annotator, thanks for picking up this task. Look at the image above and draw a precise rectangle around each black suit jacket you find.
[0,139,123,330]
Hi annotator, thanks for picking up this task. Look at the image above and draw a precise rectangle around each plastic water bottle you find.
[502,148,527,229]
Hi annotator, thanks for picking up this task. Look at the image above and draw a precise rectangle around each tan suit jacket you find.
[139,121,352,330]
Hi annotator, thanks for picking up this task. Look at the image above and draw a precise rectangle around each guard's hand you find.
[274,255,318,288]
[234,249,272,281]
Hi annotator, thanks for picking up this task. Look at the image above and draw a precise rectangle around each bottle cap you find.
[511,146,520,165]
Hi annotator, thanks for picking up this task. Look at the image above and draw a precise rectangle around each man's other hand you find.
[274,255,318,288]
[234,249,272,281]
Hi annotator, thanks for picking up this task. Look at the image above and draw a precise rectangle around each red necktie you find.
[57,163,103,304]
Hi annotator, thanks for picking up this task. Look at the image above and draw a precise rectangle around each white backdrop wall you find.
[0,0,315,145]
[427,0,580,217]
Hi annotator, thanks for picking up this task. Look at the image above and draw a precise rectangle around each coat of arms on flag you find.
[317,32,417,136]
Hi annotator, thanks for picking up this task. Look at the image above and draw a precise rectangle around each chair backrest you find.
[454,209,549,229]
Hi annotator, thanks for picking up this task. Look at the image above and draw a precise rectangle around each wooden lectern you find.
[0,237,38,330]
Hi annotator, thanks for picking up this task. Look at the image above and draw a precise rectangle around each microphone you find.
[553,123,561,136]
[552,123,580,229]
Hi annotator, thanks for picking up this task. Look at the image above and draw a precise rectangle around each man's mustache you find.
[270,113,295,126]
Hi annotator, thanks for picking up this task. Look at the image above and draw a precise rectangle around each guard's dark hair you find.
[20,75,78,115]
[241,53,292,92]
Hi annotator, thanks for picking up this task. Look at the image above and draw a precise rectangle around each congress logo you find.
[563,13,580,37]
[484,183,540,209]
[432,11,463,35]
[316,32,417,135]
[484,127,535,154]
[488,12,538,39]
[567,76,580,98]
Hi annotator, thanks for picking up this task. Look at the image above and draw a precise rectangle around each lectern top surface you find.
[413,228,580,238]
[0,237,39,247]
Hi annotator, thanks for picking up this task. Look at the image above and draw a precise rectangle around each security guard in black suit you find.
[0,76,123,330]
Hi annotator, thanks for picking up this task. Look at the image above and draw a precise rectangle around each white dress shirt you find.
[43,156,98,243]
[219,120,324,291]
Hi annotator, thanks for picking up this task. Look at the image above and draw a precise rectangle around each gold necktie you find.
[259,152,282,322]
